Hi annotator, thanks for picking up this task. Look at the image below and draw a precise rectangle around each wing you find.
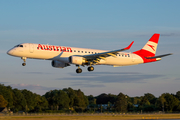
[82,41,134,64]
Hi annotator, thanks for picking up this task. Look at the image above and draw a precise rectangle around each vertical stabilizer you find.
[133,33,160,57]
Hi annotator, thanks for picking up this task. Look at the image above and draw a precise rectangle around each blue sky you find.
[0,0,180,97]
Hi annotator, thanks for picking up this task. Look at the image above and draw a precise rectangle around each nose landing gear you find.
[22,63,26,66]
[21,57,27,66]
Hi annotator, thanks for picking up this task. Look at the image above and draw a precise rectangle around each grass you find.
[1,113,180,120]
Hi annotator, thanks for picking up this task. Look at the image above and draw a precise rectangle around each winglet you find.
[124,41,134,50]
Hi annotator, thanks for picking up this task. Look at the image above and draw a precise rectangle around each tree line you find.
[0,84,180,113]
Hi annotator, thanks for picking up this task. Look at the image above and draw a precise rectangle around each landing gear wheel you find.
[22,63,26,66]
[88,66,94,72]
[21,57,27,67]
[76,68,82,73]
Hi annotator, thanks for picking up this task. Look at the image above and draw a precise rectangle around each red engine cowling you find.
[51,60,69,68]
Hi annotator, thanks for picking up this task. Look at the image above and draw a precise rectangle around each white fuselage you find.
[7,43,144,66]
[7,34,171,73]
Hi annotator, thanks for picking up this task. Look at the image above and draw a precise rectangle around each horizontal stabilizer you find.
[145,53,173,59]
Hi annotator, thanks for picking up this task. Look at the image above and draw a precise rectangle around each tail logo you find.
[147,44,155,51]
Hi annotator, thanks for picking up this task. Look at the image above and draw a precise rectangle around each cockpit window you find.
[15,44,23,47]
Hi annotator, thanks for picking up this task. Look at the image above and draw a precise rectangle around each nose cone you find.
[7,49,14,55]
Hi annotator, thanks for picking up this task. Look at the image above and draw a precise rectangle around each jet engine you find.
[51,60,69,68]
[69,56,86,65]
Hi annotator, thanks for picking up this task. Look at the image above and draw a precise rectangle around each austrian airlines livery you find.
[7,33,172,73]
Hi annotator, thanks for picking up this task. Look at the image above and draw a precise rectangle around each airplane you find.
[7,33,172,73]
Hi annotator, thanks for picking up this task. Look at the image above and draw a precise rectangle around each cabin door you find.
[29,43,34,53]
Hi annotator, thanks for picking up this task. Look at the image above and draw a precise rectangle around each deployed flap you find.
[145,53,173,59]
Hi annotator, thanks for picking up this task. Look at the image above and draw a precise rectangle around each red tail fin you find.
[133,33,160,57]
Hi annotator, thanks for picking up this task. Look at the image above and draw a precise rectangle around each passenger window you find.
[74,50,76,52]
[82,51,83,53]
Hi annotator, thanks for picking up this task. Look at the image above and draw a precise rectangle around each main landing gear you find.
[76,65,94,73]
[76,67,82,73]
[88,66,94,72]
[21,57,27,66]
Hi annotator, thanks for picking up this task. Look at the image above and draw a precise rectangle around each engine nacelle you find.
[69,56,86,65]
[51,60,69,68]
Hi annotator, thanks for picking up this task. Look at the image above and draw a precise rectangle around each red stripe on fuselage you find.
[133,49,155,57]
[133,50,156,63]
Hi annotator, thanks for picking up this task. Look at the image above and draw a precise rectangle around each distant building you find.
[133,104,139,107]
[0,107,8,113]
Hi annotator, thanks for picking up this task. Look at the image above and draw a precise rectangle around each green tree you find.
[56,90,70,109]
[108,94,117,105]
[0,84,13,108]
[144,93,156,104]
[115,92,127,112]
[0,95,8,107]
[63,87,76,108]
[74,89,89,112]
[140,96,150,106]
[12,89,26,112]
[139,94,157,112]
[87,95,96,112]
[22,89,36,112]
[44,89,70,110]
[176,91,180,100]
[155,95,166,112]
[162,93,179,112]
[130,97,141,105]
[96,93,109,104]
[34,94,48,112]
